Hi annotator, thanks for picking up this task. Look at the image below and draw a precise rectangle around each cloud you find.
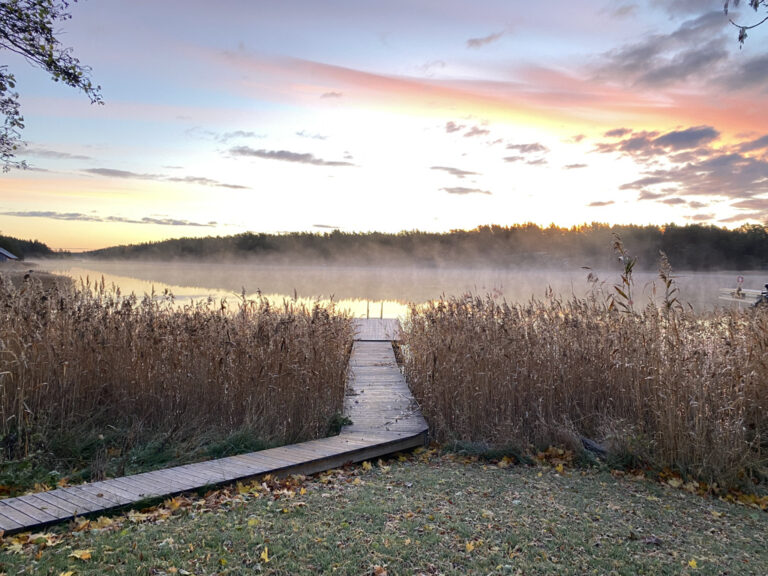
[660,197,687,205]
[84,167,248,189]
[690,213,716,221]
[604,128,632,138]
[464,126,490,138]
[418,60,446,76]
[296,130,328,140]
[220,130,265,142]
[596,12,731,89]
[229,146,355,166]
[503,155,525,163]
[595,126,720,160]
[85,168,161,180]
[0,211,215,227]
[506,142,549,154]
[313,224,340,229]
[653,0,716,16]
[445,121,464,133]
[527,158,548,166]
[653,126,719,149]
[597,125,768,221]
[22,147,91,160]
[610,3,637,18]
[321,91,343,98]
[166,176,249,190]
[441,186,491,196]
[730,198,768,211]
[637,190,667,200]
[564,163,588,169]
[430,166,480,179]
[739,134,768,153]
[588,200,615,207]
[466,31,505,49]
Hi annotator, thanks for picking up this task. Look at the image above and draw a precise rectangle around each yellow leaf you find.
[555,463,564,474]
[299,487,306,495]
[59,572,75,576]
[219,558,227,566]
[69,549,92,561]
[497,456,514,469]
[688,559,698,569]
[361,461,372,472]
[667,477,683,488]
[91,516,114,530]
[248,517,260,527]
[465,541,475,553]
[261,546,270,563]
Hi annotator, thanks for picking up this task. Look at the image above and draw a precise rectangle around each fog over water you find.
[34,260,767,318]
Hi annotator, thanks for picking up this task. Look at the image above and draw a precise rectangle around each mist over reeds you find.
[402,252,768,490]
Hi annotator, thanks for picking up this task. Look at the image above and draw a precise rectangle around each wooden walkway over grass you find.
[0,319,427,534]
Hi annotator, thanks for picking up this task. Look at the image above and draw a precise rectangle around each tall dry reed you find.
[0,275,353,471]
[403,287,767,488]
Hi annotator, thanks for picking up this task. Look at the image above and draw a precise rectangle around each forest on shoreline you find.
[4,223,768,270]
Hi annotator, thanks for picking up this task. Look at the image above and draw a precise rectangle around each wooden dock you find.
[0,318,427,534]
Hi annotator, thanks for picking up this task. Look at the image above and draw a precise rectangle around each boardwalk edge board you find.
[0,319,429,534]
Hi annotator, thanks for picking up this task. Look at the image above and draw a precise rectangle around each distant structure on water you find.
[0,247,19,262]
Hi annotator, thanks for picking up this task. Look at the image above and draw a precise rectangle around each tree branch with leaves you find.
[0,0,101,170]
[724,0,768,44]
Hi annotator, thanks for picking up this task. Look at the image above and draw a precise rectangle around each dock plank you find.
[0,318,428,534]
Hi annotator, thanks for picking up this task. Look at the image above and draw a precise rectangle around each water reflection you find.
[33,259,767,317]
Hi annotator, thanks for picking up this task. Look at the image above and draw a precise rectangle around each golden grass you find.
[0,275,353,475]
[402,290,768,489]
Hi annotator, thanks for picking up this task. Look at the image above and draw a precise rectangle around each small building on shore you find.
[0,247,19,262]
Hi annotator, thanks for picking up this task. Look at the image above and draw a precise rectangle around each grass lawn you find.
[1,449,766,575]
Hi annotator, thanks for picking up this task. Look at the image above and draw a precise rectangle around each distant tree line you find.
[83,223,768,271]
[0,234,59,259]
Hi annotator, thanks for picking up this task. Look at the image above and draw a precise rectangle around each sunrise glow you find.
[2,0,768,251]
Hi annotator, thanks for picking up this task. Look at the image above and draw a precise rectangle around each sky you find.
[2,0,768,251]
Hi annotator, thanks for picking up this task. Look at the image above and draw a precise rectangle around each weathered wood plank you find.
[1,496,59,523]
[0,319,429,534]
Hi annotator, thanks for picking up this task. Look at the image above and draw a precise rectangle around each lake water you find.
[32,259,767,318]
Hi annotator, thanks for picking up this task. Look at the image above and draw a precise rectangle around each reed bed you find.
[402,288,767,489]
[0,275,353,482]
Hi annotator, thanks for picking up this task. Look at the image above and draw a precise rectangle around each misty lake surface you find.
[34,260,767,318]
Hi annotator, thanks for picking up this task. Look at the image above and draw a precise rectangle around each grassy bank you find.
[402,278,768,492]
[0,275,353,491]
[1,451,765,575]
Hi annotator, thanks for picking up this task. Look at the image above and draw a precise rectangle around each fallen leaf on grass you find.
[372,565,387,575]
[69,549,92,561]
[497,456,514,469]
[688,558,698,569]
[667,477,683,489]
[58,571,75,576]
[362,461,373,472]
[260,546,270,563]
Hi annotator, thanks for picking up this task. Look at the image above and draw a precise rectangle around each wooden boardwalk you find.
[0,318,427,534]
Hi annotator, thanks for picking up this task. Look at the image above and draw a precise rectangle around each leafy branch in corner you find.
[0,0,102,170]
[724,0,768,45]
